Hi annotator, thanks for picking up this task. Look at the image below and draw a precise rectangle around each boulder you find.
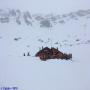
[35,47,72,61]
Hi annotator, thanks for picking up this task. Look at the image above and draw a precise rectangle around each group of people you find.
[23,52,30,56]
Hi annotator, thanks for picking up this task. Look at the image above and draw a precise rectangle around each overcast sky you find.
[0,0,90,14]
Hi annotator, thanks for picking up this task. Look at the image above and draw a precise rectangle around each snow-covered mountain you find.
[0,9,90,27]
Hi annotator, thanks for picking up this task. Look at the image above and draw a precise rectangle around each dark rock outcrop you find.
[35,47,72,61]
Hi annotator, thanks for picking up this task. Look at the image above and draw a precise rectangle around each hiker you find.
[23,53,25,56]
[27,52,30,56]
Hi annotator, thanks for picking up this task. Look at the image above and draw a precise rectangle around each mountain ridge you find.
[0,9,90,28]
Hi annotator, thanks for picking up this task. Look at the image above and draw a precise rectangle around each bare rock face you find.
[40,19,52,28]
[35,47,72,61]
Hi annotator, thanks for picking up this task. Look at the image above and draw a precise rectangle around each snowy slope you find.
[0,9,90,90]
